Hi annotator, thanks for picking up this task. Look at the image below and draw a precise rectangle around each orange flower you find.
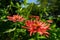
[7,15,25,22]
[29,16,40,20]
[22,20,50,37]
[47,20,53,23]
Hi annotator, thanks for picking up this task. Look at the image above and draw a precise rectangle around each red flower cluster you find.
[22,20,50,37]
[7,15,24,22]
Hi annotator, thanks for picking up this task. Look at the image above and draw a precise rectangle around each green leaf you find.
[16,2,20,8]
[11,1,14,6]
[3,27,16,33]
[39,36,46,39]
[17,29,26,33]
[1,16,6,19]
[29,38,35,40]
[57,17,60,21]
[51,23,56,29]
[48,16,53,20]
[24,0,27,5]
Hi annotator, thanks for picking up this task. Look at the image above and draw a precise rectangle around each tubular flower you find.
[7,15,25,22]
[29,16,40,20]
[47,20,53,23]
[22,20,51,37]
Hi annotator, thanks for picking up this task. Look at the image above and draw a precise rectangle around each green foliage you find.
[0,0,60,40]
